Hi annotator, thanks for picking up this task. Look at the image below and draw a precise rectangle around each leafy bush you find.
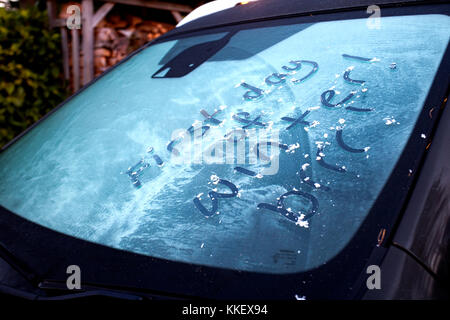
[0,7,68,148]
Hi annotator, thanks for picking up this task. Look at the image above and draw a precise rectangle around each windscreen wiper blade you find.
[38,279,192,301]
[0,242,40,286]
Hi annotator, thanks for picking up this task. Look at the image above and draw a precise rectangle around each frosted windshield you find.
[0,15,449,273]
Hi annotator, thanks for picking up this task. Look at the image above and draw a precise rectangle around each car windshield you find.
[0,14,449,274]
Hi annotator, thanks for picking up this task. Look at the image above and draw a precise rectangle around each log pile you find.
[93,14,173,76]
[59,2,174,88]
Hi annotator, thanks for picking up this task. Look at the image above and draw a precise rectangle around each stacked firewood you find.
[59,2,173,83]
[94,14,173,76]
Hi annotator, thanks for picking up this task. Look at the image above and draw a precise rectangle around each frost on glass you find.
[0,15,449,273]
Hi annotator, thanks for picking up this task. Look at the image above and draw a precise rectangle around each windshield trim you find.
[167,0,448,41]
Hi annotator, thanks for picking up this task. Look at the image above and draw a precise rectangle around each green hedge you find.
[0,7,68,148]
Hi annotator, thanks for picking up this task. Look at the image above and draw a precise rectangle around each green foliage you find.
[0,7,68,148]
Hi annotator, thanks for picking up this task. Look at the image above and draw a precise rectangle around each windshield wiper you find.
[0,244,192,300]
[0,243,142,300]
[37,279,195,301]
[0,242,40,286]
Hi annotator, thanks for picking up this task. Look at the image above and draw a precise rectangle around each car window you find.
[0,14,449,274]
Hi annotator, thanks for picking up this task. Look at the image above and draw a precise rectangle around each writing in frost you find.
[123,54,395,226]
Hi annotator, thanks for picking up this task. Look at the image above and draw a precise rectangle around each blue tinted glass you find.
[0,15,449,273]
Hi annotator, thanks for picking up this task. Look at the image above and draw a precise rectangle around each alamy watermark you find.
[170,126,281,175]
[366,5,381,30]
[66,265,81,290]
[366,265,381,290]
[66,5,81,30]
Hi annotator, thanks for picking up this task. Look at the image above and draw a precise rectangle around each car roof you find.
[168,0,446,37]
